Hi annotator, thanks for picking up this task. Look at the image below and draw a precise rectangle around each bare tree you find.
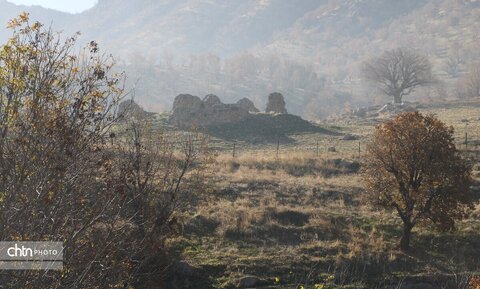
[455,63,480,99]
[0,14,212,288]
[444,53,463,78]
[362,48,434,104]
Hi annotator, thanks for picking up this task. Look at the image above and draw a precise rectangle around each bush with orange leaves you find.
[362,112,474,250]
[470,276,480,289]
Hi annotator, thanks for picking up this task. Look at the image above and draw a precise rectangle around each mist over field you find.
[1,1,480,289]
[1,0,479,118]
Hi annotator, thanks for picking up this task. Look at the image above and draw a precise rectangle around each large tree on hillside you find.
[362,48,434,104]
[362,112,474,250]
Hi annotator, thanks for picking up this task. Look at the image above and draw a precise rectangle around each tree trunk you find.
[400,222,413,251]
[393,93,402,104]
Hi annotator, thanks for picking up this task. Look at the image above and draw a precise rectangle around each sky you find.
[7,0,97,14]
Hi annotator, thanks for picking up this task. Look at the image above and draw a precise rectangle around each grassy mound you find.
[205,113,338,143]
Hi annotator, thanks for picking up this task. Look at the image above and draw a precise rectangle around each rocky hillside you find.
[0,0,324,56]
[0,0,478,118]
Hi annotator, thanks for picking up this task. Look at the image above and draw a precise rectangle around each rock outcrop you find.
[203,94,222,106]
[172,94,205,112]
[236,97,259,112]
[265,92,287,114]
[170,94,252,129]
[170,93,294,131]
[169,93,334,143]
[118,99,148,119]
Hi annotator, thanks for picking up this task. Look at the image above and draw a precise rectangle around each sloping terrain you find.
[205,113,338,144]
[0,0,479,118]
[169,99,480,289]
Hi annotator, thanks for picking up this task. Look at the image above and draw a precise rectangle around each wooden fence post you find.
[465,132,468,151]
[276,139,280,158]
[358,141,361,159]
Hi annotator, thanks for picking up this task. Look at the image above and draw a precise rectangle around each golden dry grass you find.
[172,100,480,289]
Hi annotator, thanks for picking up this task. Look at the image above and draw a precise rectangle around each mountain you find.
[0,0,71,36]
[0,0,479,118]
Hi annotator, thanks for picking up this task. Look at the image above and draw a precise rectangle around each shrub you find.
[362,112,474,250]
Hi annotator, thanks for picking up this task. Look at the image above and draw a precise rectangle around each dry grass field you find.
[165,100,480,289]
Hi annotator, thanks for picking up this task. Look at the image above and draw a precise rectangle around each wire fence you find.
[135,120,480,164]
[211,133,480,164]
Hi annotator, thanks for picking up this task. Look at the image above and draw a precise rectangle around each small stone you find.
[342,134,359,141]
[238,276,263,288]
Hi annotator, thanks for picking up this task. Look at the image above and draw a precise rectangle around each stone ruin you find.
[169,93,287,129]
[118,99,148,119]
[236,97,260,113]
[265,92,287,114]
[169,94,259,128]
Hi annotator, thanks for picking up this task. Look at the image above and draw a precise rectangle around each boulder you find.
[331,159,361,173]
[342,134,359,141]
[265,92,287,114]
[238,276,265,288]
[236,97,259,112]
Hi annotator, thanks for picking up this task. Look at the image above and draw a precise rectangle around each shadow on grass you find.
[411,231,480,271]
[204,114,341,144]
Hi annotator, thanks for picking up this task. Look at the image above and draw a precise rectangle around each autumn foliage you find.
[362,112,473,250]
[0,13,210,288]
[470,276,480,289]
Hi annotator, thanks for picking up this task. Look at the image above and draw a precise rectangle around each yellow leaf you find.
[7,19,20,29]
[31,21,42,31]
[19,12,29,22]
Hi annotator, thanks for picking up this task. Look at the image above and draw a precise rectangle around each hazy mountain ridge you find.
[0,0,71,37]
[0,0,478,118]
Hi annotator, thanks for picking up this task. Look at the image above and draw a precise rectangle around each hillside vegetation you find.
[170,99,480,289]
[1,0,478,117]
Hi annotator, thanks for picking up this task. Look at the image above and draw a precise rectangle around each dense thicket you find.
[0,14,210,288]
